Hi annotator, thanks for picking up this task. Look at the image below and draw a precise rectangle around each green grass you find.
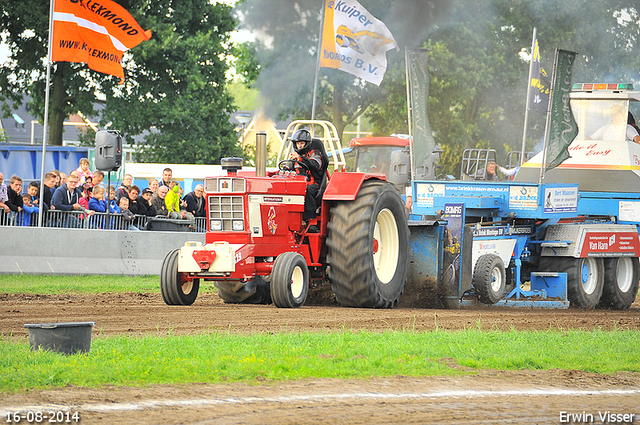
[0,275,158,294]
[1,329,638,393]
[0,274,221,294]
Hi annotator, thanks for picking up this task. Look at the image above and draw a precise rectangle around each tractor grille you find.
[204,177,245,193]
[209,196,245,231]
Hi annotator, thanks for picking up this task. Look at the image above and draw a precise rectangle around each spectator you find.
[88,186,107,212]
[484,161,499,182]
[107,186,120,213]
[75,157,94,185]
[0,172,10,214]
[51,174,94,221]
[184,184,206,217]
[151,185,169,217]
[41,172,58,210]
[59,172,67,187]
[139,188,155,216]
[93,170,105,187]
[127,185,143,216]
[165,181,192,220]
[18,194,39,226]
[79,185,93,211]
[159,168,173,188]
[118,197,139,231]
[27,181,40,207]
[6,175,24,213]
[148,178,159,194]
[115,174,133,204]
[88,186,108,228]
[50,170,61,188]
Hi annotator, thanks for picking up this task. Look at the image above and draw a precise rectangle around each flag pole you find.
[38,0,55,228]
[404,47,415,180]
[311,0,326,120]
[519,27,536,166]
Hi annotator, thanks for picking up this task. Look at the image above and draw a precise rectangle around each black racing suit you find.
[296,148,325,220]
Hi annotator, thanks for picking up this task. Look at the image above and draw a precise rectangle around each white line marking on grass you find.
[2,387,640,415]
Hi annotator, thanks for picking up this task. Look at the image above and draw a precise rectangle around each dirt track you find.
[1,289,639,424]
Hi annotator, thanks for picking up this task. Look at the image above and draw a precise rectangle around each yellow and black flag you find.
[530,39,550,114]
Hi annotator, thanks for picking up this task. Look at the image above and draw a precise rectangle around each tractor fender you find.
[323,172,386,201]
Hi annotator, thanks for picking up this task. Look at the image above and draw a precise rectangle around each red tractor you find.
[160,121,410,308]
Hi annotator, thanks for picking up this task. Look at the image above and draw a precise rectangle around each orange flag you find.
[52,0,152,82]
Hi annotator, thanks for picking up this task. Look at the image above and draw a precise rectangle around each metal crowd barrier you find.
[0,210,206,232]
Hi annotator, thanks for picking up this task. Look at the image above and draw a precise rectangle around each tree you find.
[100,0,241,164]
[0,0,241,164]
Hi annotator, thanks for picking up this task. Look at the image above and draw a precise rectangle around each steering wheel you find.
[278,159,310,173]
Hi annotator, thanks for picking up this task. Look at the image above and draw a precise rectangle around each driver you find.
[289,129,326,224]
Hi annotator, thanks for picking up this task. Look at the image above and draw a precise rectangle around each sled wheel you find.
[559,257,604,309]
[327,180,409,308]
[270,252,309,308]
[160,249,199,305]
[473,254,506,305]
[600,257,639,310]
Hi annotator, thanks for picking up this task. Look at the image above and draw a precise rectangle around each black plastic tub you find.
[146,217,194,232]
[24,322,95,355]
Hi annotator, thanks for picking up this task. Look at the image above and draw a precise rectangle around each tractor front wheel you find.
[327,180,409,308]
[473,254,506,305]
[160,249,200,305]
[270,252,309,308]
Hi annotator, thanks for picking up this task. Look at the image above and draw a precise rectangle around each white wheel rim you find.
[373,208,399,284]
[616,257,634,293]
[490,266,503,293]
[291,265,304,298]
[182,280,193,295]
[581,258,599,295]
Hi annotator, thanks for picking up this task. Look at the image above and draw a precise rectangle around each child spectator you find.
[165,181,192,219]
[139,188,155,216]
[27,181,40,207]
[0,172,10,214]
[106,186,120,214]
[118,197,139,230]
[18,193,39,226]
[75,157,94,186]
[88,186,108,228]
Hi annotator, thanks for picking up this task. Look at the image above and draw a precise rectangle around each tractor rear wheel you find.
[600,257,639,310]
[270,252,309,308]
[561,257,604,309]
[160,249,200,305]
[473,254,506,305]
[327,180,409,308]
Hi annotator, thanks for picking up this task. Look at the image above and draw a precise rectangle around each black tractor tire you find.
[600,257,639,310]
[557,257,604,309]
[215,280,269,304]
[270,252,309,308]
[327,180,409,308]
[473,254,506,305]
[160,249,200,305]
